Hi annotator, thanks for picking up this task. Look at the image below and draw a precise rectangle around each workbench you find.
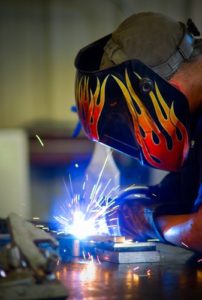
[57,243,202,300]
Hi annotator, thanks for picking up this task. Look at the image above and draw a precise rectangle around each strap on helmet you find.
[103,21,201,80]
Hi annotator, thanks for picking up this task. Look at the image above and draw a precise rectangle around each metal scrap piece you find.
[0,213,68,299]
[7,213,58,278]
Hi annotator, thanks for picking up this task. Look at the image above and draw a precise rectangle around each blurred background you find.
[0,0,201,222]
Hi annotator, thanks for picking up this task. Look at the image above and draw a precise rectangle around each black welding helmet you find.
[74,12,202,171]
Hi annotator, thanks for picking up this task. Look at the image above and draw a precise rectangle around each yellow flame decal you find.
[112,69,189,170]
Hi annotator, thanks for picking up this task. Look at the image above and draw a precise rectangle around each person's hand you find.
[106,185,164,241]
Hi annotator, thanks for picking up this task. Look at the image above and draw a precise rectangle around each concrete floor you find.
[57,243,202,300]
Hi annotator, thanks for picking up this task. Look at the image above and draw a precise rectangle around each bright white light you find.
[54,195,117,239]
[68,211,96,239]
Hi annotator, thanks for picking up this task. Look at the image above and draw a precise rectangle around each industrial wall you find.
[0,0,201,130]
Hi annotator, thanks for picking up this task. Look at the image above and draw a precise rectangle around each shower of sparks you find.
[54,149,121,239]
[35,134,44,147]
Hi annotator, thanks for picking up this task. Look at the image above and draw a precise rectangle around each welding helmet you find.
[74,12,202,171]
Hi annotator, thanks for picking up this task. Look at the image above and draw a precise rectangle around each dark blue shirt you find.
[157,113,202,214]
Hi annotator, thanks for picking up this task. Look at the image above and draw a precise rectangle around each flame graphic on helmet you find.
[75,75,107,140]
[76,70,189,171]
[112,70,189,170]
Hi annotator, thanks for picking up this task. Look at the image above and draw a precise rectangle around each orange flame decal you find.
[75,75,107,140]
[112,70,189,170]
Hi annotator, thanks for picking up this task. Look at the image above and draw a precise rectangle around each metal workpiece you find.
[95,241,161,263]
[0,213,68,300]
[57,234,127,262]
[96,248,160,263]
[7,213,59,277]
[57,235,161,264]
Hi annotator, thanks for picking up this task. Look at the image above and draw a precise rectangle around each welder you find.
[74,12,202,253]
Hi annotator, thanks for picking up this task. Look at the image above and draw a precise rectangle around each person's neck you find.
[169,59,202,113]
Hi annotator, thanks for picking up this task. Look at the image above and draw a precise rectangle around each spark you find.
[42,227,49,231]
[54,149,121,239]
[90,255,94,263]
[147,238,160,242]
[56,259,60,266]
[35,134,44,147]
[96,255,101,264]
[133,266,152,278]
[181,241,189,248]
[68,174,74,198]
[35,224,44,228]
[82,251,86,260]
[0,270,6,278]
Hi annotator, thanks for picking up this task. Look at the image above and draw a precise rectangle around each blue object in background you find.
[71,105,82,138]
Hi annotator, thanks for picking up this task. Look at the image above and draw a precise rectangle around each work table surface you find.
[57,243,202,300]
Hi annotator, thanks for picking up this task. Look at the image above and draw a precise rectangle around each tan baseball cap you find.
[100,12,202,78]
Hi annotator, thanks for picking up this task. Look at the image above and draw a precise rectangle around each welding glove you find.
[107,185,177,242]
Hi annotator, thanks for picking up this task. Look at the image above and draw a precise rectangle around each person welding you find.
[74,12,202,253]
